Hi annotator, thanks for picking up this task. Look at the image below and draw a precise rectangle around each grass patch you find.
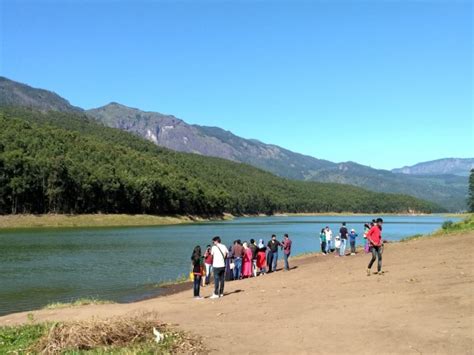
[401,214,474,242]
[0,313,206,354]
[0,213,230,230]
[400,234,424,242]
[0,323,48,353]
[434,214,474,234]
[43,298,114,310]
[155,274,190,288]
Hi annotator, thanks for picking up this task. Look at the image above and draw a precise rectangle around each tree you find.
[469,169,474,213]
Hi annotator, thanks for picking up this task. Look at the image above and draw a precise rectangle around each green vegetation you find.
[469,169,474,212]
[0,107,441,216]
[155,274,190,288]
[402,214,474,242]
[0,315,205,354]
[436,214,474,235]
[43,298,114,310]
[0,213,214,230]
[0,323,47,353]
[441,220,454,230]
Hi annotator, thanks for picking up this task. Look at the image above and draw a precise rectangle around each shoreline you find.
[1,229,472,354]
[2,216,471,318]
[0,212,465,230]
[0,230,451,318]
[0,213,234,230]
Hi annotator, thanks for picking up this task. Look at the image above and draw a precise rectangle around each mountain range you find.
[392,158,473,177]
[0,76,470,211]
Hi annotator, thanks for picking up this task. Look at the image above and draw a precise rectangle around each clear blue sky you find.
[1,0,472,169]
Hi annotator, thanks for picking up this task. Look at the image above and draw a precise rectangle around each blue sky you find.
[1,0,472,169]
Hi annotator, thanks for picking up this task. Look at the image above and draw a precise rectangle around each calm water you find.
[0,215,458,316]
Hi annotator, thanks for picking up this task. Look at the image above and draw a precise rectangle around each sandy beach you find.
[1,231,472,354]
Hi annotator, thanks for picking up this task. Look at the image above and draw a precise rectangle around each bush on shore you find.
[0,313,206,354]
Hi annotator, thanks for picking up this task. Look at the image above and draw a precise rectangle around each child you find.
[191,245,204,299]
[203,245,213,285]
[334,235,341,257]
[256,239,267,275]
[349,229,358,255]
[319,228,327,255]
[363,223,370,253]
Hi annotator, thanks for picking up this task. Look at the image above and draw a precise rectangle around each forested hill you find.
[0,77,466,211]
[0,107,442,215]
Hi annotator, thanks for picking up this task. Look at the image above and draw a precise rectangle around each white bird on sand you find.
[153,327,164,343]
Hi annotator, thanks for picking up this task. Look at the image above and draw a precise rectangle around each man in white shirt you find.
[211,236,229,299]
[325,227,333,253]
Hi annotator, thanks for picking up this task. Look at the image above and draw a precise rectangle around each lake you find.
[0,215,458,316]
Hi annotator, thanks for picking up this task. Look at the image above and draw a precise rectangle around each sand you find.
[1,232,473,354]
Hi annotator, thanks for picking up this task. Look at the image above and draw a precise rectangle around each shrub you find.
[442,220,454,230]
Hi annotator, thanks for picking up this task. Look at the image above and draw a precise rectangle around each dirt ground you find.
[1,232,473,354]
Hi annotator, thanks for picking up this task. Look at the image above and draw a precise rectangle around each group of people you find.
[190,234,292,299]
[319,219,385,275]
[190,218,385,299]
[319,222,359,256]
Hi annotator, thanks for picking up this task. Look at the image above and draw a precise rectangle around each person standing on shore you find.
[334,235,341,257]
[339,222,348,256]
[241,242,253,278]
[231,240,244,281]
[203,245,213,285]
[325,227,333,253]
[366,218,384,276]
[281,234,292,271]
[211,236,229,298]
[363,223,371,253]
[249,239,258,277]
[191,246,204,299]
[257,239,267,275]
[319,228,327,255]
[349,229,358,255]
[267,234,281,272]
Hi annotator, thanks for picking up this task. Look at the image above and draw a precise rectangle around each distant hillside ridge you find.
[0,107,442,215]
[392,158,474,177]
[0,77,83,113]
[0,76,468,212]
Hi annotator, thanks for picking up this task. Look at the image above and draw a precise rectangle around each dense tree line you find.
[469,169,474,213]
[0,108,442,215]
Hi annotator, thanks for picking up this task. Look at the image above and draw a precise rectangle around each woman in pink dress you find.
[241,242,253,278]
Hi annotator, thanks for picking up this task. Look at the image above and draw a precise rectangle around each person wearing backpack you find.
[190,245,204,299]
[211,236,229,298]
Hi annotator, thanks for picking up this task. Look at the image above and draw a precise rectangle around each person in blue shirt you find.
[349,229,358,255]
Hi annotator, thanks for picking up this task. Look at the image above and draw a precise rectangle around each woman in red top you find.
[256,239,267,275]
[203,245,213,285]
[367,218,384,276]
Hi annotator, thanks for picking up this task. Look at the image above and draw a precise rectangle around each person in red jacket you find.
[366,218,384,276]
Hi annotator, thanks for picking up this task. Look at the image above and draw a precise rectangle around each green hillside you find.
[0,107,442,215]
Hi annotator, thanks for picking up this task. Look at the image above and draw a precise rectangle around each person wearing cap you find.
[349,229,358,255]
[366,218,384,275]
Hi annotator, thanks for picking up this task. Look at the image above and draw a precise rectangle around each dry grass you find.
[43,298,114,310]
[0,213,229,230]
[31,313,206,354]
